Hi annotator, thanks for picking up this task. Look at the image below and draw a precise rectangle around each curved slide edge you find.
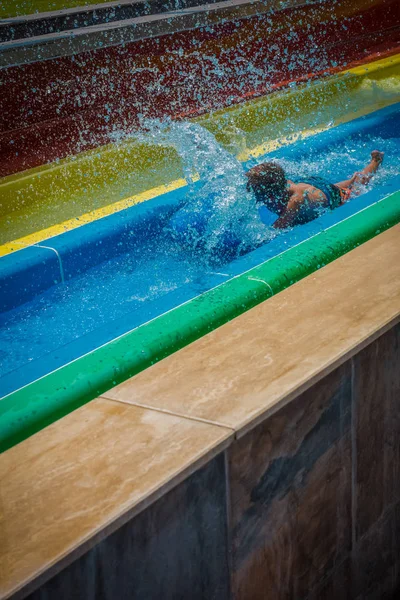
[1,190,399,453]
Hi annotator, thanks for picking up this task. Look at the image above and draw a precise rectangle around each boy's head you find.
[246,162,287,211]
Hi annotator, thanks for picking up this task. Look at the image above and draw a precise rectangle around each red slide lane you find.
[1,0,399,177]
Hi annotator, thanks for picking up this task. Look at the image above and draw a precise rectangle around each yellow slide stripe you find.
[0,179,188,257]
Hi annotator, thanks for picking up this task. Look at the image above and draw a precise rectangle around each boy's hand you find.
[371,150,384,164]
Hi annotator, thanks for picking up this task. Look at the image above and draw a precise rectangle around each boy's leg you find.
[356,150,385,181]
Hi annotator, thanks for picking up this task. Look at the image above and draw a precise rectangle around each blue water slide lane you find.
[0,103,399,398]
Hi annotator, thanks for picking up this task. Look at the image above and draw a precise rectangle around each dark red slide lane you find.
[1,0,399,177]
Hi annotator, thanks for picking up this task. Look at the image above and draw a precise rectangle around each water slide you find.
[0,0,399,451]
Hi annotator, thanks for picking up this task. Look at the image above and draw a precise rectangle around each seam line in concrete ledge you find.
[102,395,236,433]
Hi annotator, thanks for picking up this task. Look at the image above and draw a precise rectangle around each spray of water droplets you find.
[126,118,276,259]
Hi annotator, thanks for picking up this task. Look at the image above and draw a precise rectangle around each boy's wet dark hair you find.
[246,162,287,207]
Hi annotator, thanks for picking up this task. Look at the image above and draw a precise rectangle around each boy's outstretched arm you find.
[335,150,384,195]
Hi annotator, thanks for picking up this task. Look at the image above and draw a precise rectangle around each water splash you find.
[134,118,275,259]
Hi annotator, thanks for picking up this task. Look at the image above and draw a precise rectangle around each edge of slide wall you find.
[1,190,399,453]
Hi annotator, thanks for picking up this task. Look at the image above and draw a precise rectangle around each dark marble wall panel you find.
[27,453,230,600]
[352,500,400,600]
[228,364,352,600]
[308,497,400,600]
[353,323,400,541]
[307,558,351,600]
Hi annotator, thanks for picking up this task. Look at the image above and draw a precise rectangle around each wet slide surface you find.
[1,103,399,399]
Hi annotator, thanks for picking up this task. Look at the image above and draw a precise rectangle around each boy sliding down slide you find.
[246,150,384,229]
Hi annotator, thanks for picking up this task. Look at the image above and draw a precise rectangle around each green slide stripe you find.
[1,191,399,452]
